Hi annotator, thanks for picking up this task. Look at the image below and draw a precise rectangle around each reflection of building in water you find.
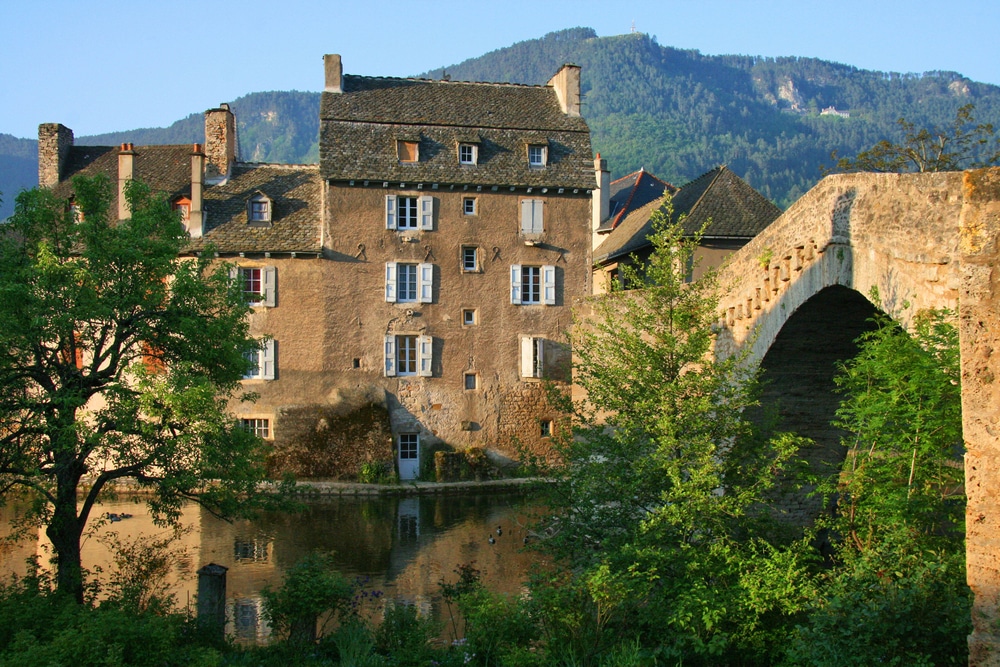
[233,536,272,563]
[230,595,271,642]
[397,498,420,543]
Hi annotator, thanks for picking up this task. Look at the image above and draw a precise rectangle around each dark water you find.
[0,491,547,641]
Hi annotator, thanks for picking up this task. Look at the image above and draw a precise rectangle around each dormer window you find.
[397,140,419,163]
[247,193,272,225]
[528,144,547,167]
[172,197,191,223]
[458,143,478,165]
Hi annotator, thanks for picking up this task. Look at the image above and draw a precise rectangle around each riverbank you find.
[281,477,551,496]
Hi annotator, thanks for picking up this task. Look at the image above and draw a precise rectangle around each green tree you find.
[542,210,814,664]
[832,103,1000,172]
[788,307,969,665]
[0,174,276,602]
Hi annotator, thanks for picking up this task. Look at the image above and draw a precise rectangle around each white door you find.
[397,433,420,481]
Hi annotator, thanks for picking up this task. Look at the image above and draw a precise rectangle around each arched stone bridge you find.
[712,169,1000,666]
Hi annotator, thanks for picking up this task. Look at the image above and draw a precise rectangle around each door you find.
[397,433,420,481]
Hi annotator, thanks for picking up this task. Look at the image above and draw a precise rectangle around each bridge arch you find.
[714,169,1000,665]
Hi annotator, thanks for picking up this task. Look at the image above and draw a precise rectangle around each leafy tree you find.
[832,103,1000,172]
[541,209,814,664]
[0,174,277,602]
[788,307,969,665]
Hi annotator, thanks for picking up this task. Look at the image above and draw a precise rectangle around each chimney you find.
[592,154,610,248]
[324,54,343,93]
[547,63,581,117]
[204,104,236,183]
[117,143,135,220]
[38,123,74,188]
[189,143,205,238]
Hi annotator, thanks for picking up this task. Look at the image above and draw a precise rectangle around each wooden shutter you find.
[542,265,556,305]
[263,266,277,307]
[521,199,543,234]
[535,338,544,378]
[385,195,397,230]
[418,263,433,303]
[510,264,522,304]
[417,335,433,377]
[419,195,434,231]
[261,339,276,380]
[385,262,397,302]
[384,336,396,377]
[520,336,535,378]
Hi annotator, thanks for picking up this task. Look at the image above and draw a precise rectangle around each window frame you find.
[397,140,419,163]
[458,143,478,165]
[528,144,547,167]
[463,197,477,216]
[386,262,433,303]
[247,194,272,224]
[384,334,433,377]
[230,265,277,307]
[461,246,478,272]
[464,373,478,390]
[386,194,434,231]
[462,308,478,326]
[520,335,545,379]
[243,339,276,380]
[241,417,272,439]
[510,264,556,305]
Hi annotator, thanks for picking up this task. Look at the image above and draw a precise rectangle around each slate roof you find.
[597,168,677,233]
[53,144,194,214]
[189,163,323,255]
[320,75,594,189]
[594,166,782,264]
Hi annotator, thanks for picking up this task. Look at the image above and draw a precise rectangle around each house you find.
[38,55,598,480]
[591,165,781,292]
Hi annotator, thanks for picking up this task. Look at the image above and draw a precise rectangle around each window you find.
[399,433,419,459]
[248,194,271,223]
[241,418,271,439]
[462,308,477,326]
[230,266,276,307]
[386,262,433,303]
[528,144,547,167]
[520,199,544,235]
[464,373,477,390]
[520,336,544,379]
[510,264,556,305]
[398,140,419,163]
[243,339,276,380]
[461,246,478,272]
[459,143,477,165]
[463,197,477,215]
[384,334,432,377]
[540,420,552,437]
[386,195,433,230]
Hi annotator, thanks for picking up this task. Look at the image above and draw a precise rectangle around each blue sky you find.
[3,0,999,139]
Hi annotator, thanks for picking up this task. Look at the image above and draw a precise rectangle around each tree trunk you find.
[46,460,87,603]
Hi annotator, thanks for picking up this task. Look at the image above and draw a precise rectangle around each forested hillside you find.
[5,27,1000,219]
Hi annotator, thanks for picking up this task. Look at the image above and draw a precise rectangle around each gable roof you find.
[52,144,194,213]
[594,166,782,264]
[597,168,677,233]
[320,75,593,189]
[188,163,323,255]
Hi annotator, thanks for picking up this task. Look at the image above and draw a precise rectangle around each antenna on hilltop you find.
[631,20,636,33]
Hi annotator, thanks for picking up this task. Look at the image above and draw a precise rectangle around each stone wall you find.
[38,123,73,188]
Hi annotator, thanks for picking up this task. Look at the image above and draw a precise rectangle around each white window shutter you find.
[261,339,276,380]
[418,263,434,303]
[229,266,239,282]
[384,336,396,377]
[385,195,397,230]
[419,195,434,231]
[510,264,522,304]
[417,335,433,377]
[385,262,398,302]
[520,200,532,234]
[263,266,277,307]
[542,265,556,305]
[532,200,544,233]
[520,336,535,378]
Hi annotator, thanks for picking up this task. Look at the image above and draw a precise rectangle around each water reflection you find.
[0,491,546,640]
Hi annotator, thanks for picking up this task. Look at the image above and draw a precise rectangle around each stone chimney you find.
[592,154,610,248]
[189,143,205,238]
[38,123,74,188]
[547,63,581,117]
[117,143,135,220]
[324,54,343,93]
[204,104,236,183]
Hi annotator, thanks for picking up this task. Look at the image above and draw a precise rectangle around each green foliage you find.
[538,210,813,664]
[0,174,284,602]
[372,601,439,666]
[832,103,1000,172]
[261,553,354,643]
[357,461,395,485]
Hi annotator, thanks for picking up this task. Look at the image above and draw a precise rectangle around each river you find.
[0,490,547,641]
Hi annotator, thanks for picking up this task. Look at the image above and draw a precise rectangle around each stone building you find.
[592,165,781,292]
[37,55,596,480]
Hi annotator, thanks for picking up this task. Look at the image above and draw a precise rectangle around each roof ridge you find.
[678,166,724,221]
[344,73,551,90]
